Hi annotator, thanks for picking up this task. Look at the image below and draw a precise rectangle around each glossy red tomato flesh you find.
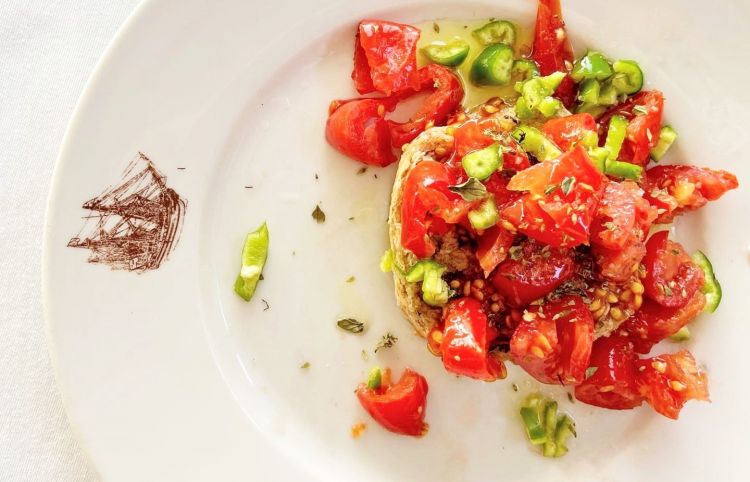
[599,90,664,166]
[352,20,420,95]
[356,367,429,436]
[452,118,531,172]
[441,298,506,381]
[326,98,399,166]
[531,0,576,108]
[635,350,709,420]
[476,225,516,278]
[574,335,643,409]
[542,113,597,151]
[510,295,594,384]
[642,231,704,308]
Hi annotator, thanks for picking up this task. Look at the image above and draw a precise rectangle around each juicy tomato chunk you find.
[599,91,664,166]
[484,172,523,209]
[353,20,421,95]
[510,295,594,384]
[642,231,705,308]
[490,239,575,307]
[635,350,709,420]
[476,225,515,278]
[400,161,476,258]
[502,146,606,247]
[441,298,506,381]
[389,64,464,148]
[531,0,576,107]
[574,335,643,409]
[645,165,739,223]
[590,181,657,282]
[452,117,530,172]
[356,368,429,436]
[620,291,706,354]
[326,98,398,166]
[542,113,597,151]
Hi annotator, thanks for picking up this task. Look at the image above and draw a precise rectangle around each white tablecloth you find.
[0,1,139,479]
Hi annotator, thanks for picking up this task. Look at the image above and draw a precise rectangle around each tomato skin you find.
[645,165,739,223]
[599,91,664,166]
[356,368,429,436]
[476,225,515,278]
[531,0,576,107]
[620,292,706,354]
[635,350,709,420]
[642,231,704,308]
[574,335,644,410]
[441,298,506,381]
[353,20,421,95]
[510,295,594,384]
[542,114,597,151]
[326,98,398,166]
[490,239,575,307]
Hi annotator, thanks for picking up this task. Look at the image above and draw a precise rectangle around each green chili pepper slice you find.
[605,160,643,180]
[650,125,678,161]
[604,115,628,161]
[404,260,451,307]
[470,43,514,86]
[468,197,499,230]
[578,130,599,149]
[472,20,517,46]
[611,60,644,94]
[512,125,562,161]
[520,394,576,457]
[422,39,471,67]
[552,415,576,457]
[578,78,601,104]
[571,52,613,82]
[692,251,722,312]
[511,59,540,82]
[234,222,269,301]
[520,395,548,445]
[462,143,502,180]
[542,401,559,457]
[367,366,382,390]
[598,81,619,106]
[587,147,609,172]
[668,326,691,343]
[577,102,607,118]
[515,71,565,118]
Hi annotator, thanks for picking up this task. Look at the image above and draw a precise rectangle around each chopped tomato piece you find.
[642,231,704,308]
[476,226,515,278]
[574,335,643,409]
[326,98,399,166]
[356,367,429,436]
[531,0,576,107]
[599,91,664,166]
[645,165,739,223]
[353,20,421,95]
[620,292,706,354]
[542,113,597,151]
[441,298,506,381]
[510,295,594,384]
[502,146,606,247]
[483,172,522,209]
[452,117,531,171]
[490,239,574,307]
[635,350,709,420]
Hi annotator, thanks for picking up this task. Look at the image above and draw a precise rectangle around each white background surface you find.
[0,1,138,479]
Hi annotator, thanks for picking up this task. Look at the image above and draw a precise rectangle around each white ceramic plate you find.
[44,0,750,480]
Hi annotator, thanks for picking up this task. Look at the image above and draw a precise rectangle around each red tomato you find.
[352,20,421,95]
[620,292,706,354]
[441,298,506,381]
[502,146,606,247]
[490,239,575,307]
[599,91,664,166]
[635,350,709,420]
[642,231,705,308]
[389,65,464,148]
[355,367,429,436]
[476,225,516,277]
[510,296,594,384]
[400,161,476,258]
[645,165,739,223]
[452,118,531,172]
[326,98,399,166]
[590,181,657,282]
[484,172,522,209]
[542,113,597,151]
[531,0,576,108]
[574,335,644,409]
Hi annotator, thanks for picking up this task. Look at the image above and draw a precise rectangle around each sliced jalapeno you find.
[511,59,540,82]
[512,125,562,161]
[604,115,628,161]
[571,52,613,82]
[462,143,502,180]
[650,125,677,161]
[404,260,451,307]
[421,39,470,67]
[470,43,514,86]
[668,326,691,343]
[577,79,600,104]
[604,159,643,180]
[472,20,517,46]
[587,146,609,172]
[468,197,499,230]
[366,366,382,389]
[692,250,722,313]
[611,60,644,94]
[234,222,269,301]
[515,71,565,118]
[598,81,619,106]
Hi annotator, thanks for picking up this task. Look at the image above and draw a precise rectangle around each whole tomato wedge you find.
[599,91,664,166]
[642,231,705,308]
[574,335,644,410]
[531,0,576,108]
[645,165,739,223]
[441,298,506,381]
[510,295,594,385]
[476,225,515,278]
[542,113,597,151]
[353,20,421,95]
[326,98,398,166]
[491,239,575,307]
[356,367,429,436]
[635,350,709,420]
[620,292,706,354]
[452,117,531,172]
[502,146,606,247]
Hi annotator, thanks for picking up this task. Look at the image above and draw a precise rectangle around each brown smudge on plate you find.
[68,152,186,272]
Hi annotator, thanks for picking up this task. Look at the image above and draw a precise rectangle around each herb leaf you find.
[449,177,489,201]
[312,205,326,223]
[337,318,364,334]
[433,22,440,33]
[560,176,575,196]
[585,366,598,379]
[346,276,356,283]
[374,332,398,352]
[357,167,368,175]
[544,184,559,196]
[300,362,310,369]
